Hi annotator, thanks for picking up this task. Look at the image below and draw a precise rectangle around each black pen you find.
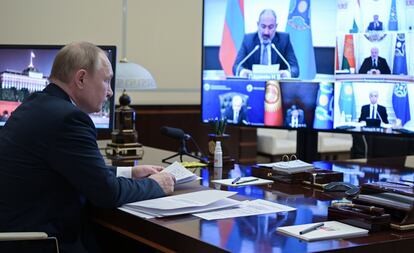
[299,223,324,235]
[231,177,241,184]
[236,178,259,185]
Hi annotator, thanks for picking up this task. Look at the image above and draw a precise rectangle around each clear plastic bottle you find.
[214,141,223,168]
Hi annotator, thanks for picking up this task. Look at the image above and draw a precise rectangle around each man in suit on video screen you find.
[358,47,390,75]
[358,90,389,124]
[367,14,383,31]
[233,9,299,78]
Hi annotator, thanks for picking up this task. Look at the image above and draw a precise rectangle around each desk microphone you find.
[160,126,190,140]
[235,45,260,76]
[271,43,291,76]
[376,110,385,124]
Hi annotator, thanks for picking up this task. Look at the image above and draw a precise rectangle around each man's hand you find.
[131,165,164,179]
[149,172,175,195]
[240,68,252,78]
[279,70,291,78]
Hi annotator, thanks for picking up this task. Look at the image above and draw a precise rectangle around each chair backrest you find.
[0,232,59,253]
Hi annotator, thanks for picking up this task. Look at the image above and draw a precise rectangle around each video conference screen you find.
[201,0,414,135]
[0,45,116,130]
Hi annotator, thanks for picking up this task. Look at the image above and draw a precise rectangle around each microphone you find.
[376,110,384,124]
[235,45,260,76]
[160,126,191,140]
[271,43,291,76]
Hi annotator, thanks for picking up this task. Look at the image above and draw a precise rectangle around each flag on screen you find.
[335,39,339,70]
[313,82,334,129]
[349,0,361,33]
[392,83,411,125]
[388,0,398,31]
[285,0,316,80]
[338,82,356,121]
[264,81,283,126]
[342,34,355,71]
[392,33,407,75]
[219,0,245,76]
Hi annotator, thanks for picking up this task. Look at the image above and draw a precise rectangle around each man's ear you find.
[74,69,87,89]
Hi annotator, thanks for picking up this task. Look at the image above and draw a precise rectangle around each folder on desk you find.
[122,190,239,218]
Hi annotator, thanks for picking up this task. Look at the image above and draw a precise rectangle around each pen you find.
[299,223,324,235]
[231,177,241,184]
[235,178,259,185]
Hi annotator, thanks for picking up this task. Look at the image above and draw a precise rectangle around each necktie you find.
[233,111,239,123]
[372,59,377,68]
[371,105,375,119]
[261,43,269,65]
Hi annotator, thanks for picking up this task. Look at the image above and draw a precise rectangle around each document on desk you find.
[276,221,368,242]
[122,190,239,218]
[163,161,201,184]
[193,199,296,220]
[211,177,273,186]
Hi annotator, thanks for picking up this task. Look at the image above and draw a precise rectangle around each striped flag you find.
[349,0,361,33]
[392,83,410,125]
[285,0,316,80]
[342,34,355,71]
[388,0,398,31]
[264,81,283,126]
[392,33,407,75]
[338,82,356,122]
[313,82,334,129]
[219,0,245,76]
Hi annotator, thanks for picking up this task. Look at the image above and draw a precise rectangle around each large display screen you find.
[201,0,414,135]
[0,44,116,130]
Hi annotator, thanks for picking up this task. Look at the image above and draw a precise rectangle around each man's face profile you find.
[232,96,243,113]
[257,11,277,43]
[369,91,378,104]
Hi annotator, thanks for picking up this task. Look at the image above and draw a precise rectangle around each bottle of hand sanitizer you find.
[214,141,223,169]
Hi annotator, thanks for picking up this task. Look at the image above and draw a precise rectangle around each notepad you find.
[163,161,201,184]
[272,160,314,174]
[211,177,273,186]
[276,221,368,242]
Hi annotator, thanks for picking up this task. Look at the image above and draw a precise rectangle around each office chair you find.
[0,232,59,253]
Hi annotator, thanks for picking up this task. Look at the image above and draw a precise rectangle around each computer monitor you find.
[0,44,116,131]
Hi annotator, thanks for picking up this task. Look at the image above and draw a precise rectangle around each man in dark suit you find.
[358,47,391,74]
[0,42,175,253]
[233,9,299,78]
[224,95,248,124]
[367,14,383,31]
[358,90,389,124]
[284,105,306,128]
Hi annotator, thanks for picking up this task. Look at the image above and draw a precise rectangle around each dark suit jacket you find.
[358,104,389,124]
[0,84,165,253]
[232,32,299,77]
[224,107,248,125]
[367,21,383,31]
[358,56,391,74]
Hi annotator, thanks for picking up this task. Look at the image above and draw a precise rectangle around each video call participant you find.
[358,47,391,75]
[358,90,389,124]
[0,42,175,253]
[233,9,299,78]
[285,105,305,128]
[225,94,249,125]
[367,14,383,31]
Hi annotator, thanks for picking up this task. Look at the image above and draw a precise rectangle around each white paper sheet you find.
[194,199,296,220]
[163,161,201,184]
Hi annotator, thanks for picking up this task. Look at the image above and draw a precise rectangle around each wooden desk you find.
[93,151,414,253]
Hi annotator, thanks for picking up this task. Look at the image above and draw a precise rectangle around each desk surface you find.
[93,149,414,253]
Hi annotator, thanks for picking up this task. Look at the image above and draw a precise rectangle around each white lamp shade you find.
[115,61,157,90]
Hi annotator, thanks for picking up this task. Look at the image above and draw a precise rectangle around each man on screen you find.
[358,90,389,124]
[224,95,249,125]
[285,105,306,128]
[232,9,299,78]
[358,47,391,75]
[367,14,383,31]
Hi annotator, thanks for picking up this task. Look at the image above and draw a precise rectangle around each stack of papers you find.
[121,189,239,218]
[163,161,201,184]
[194,199,296,220]
[277,221,368,241]
[271,160,314,174]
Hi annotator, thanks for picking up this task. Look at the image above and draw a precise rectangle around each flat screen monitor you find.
[0,44,116,131]
[201,0,414,136]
